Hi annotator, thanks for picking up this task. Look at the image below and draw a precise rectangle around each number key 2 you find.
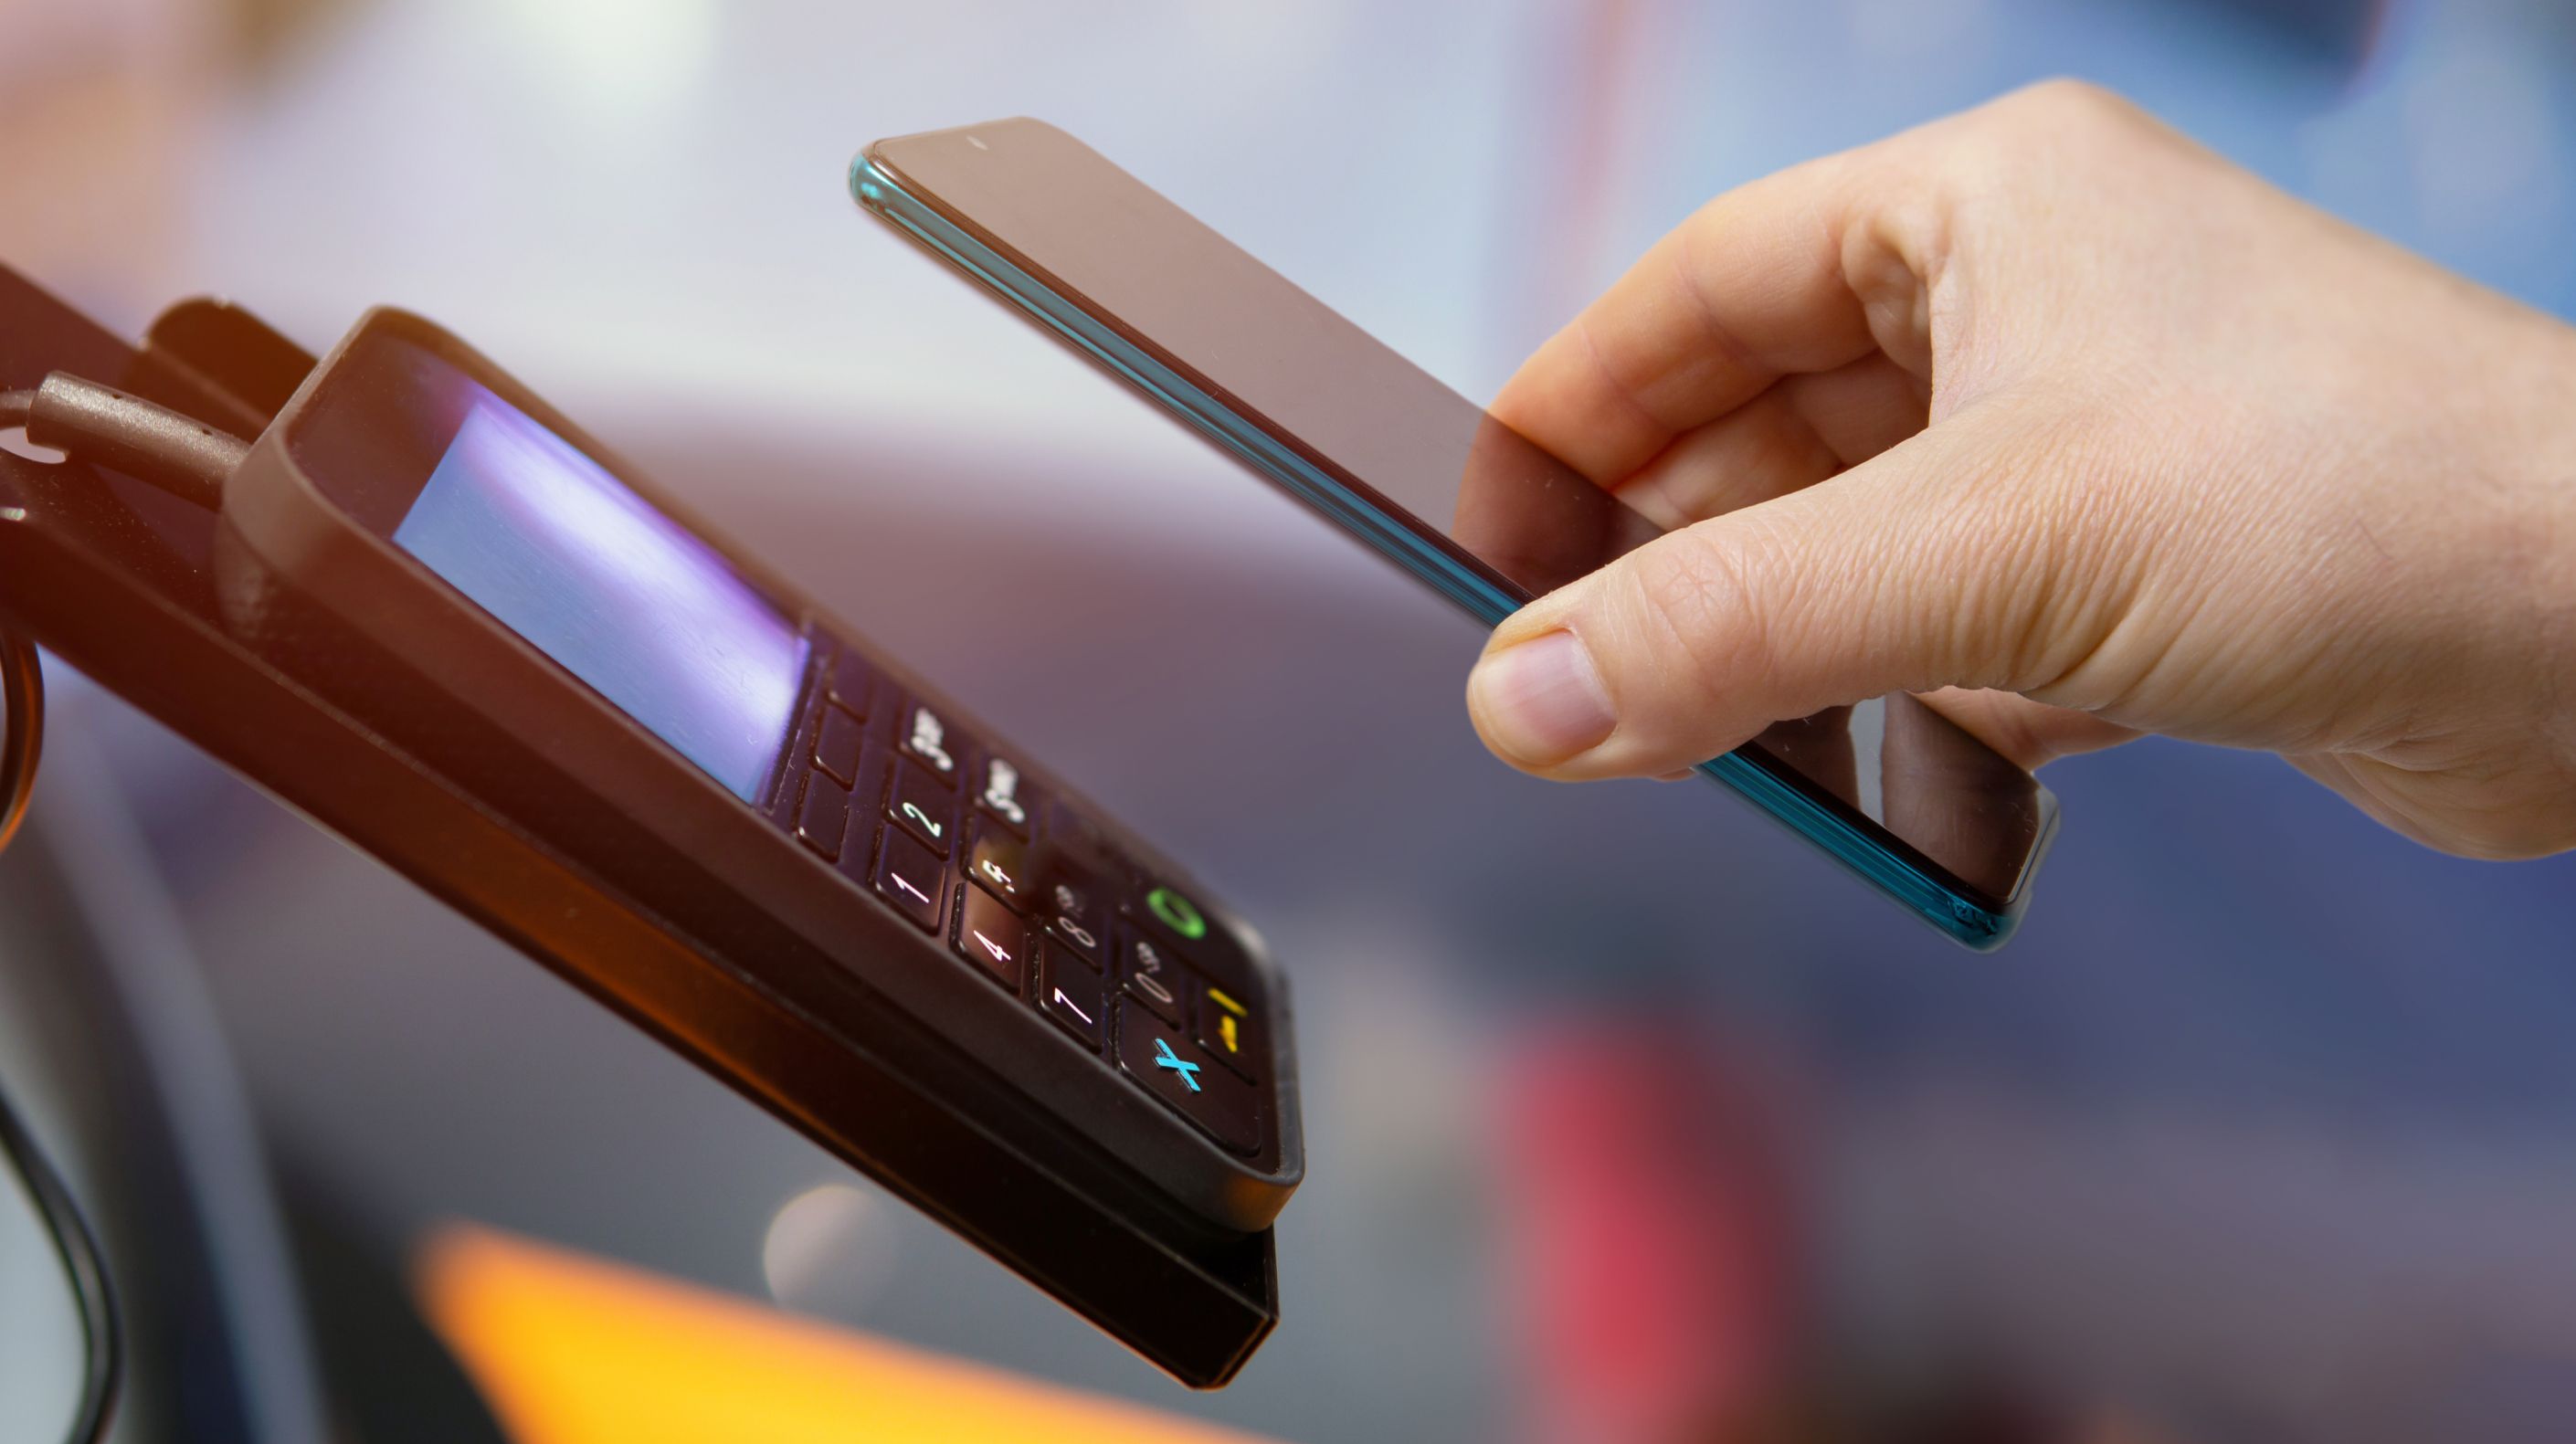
[888,759,955,856]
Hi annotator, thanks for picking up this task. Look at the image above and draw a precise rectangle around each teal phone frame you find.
[852,153,2054,950]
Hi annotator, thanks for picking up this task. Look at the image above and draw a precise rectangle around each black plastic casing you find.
[0,271,1296,1387]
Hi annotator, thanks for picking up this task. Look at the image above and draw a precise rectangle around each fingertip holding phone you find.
[852,120,2057,950]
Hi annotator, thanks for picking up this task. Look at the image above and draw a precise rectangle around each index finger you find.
[1490,147,1907,485]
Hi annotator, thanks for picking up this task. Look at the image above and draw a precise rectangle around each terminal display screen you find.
[392,393,808,802]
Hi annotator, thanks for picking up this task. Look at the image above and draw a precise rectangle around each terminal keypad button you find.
[954,883,1027,993]
[1121,933,1184,1026]
[794,773,850,861]
[872,829,946,932]
[1042,871,1108,964]
[888,759,955,856]
[813,704,865,785]
[1138,882,1210,944]
[828,648,876,719]
[1193,978,1264,1083]
[1038,943,1106,1049]
[1116,1002,1261,1155]
[964,821,1029,909]
[976,753,1037,835]
[902,701,959,782]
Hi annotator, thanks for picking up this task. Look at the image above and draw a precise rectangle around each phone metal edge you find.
[848,153,2051,951]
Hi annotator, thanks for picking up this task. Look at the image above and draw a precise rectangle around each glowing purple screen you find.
[393,396,808,802]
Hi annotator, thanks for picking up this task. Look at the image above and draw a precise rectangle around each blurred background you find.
[5,0,2576,1440]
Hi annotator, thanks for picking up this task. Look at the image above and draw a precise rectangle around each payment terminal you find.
[0,270,1298,1387]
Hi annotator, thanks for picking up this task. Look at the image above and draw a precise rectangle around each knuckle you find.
[2003,77,2141,129]
[1947,79,2165,201]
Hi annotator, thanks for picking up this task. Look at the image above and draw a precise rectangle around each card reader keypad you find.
[777,634,1276,1160]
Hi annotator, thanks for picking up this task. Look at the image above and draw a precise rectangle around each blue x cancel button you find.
[1116,999,1262,1156]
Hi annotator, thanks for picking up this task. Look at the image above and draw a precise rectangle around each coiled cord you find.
[0,632,117,1444]
[0,628,39,854]
[0,368,234,1444]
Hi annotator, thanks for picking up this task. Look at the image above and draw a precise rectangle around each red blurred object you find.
[1495,1018,1803,1444]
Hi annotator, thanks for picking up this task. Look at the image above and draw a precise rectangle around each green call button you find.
[1145,885,1208,942]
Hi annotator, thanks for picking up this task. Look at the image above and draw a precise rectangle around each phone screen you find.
[391,386,808,802]
[868,121,2046,908]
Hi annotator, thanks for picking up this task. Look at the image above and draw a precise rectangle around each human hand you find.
[1462,80,2576,859]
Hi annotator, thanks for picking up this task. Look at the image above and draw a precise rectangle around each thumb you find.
[1463,415,2100,780]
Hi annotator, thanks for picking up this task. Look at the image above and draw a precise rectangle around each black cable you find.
[1,374,172,1443]
[15,373,244,511]
[0,637,118,1444]
[0,1080,118,1444]
[1,372,238,840]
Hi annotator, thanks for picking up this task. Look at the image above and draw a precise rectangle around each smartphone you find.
[853,120,2058,950]
[0,269,1295,1387]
